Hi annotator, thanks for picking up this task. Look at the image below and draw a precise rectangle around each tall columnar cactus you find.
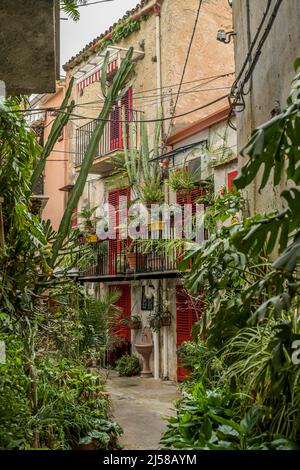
[31,78,76,190]
[50,48,135,266]
[122,110,162,200]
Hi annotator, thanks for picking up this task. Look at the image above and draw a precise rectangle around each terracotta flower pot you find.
[127,252,137,270]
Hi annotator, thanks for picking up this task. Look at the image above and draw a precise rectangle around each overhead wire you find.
[166,0,203,142]
[228,0,283,129]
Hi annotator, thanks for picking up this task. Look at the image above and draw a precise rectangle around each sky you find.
[60,0,140,72]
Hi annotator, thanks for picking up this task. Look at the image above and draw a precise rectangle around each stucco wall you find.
[232,0,300,215]
[42,86,68,231]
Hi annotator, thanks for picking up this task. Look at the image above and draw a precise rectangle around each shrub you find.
[116,354,141,377]
[161,382,299,450]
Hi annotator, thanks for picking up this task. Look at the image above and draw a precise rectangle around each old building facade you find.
[64,0,235,381]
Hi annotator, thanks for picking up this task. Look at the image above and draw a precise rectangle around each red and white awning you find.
[77,58,118,92]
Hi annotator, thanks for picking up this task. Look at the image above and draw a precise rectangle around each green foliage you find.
[0,334,31,449]
[161,382,298,450]
[141,180,165,205]
[148,304,171,332]
[164,60,300,449]
[116,354,141,377]
[30,357,122,450]
[60,1,87,22]
[122,113,163,203]
[168,168,196,193]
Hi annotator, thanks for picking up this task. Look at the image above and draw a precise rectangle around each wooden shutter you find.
[176,285,202,381]
[110,284,131,342]
[110,86,133,151]
[227,170,238,192]
[108,188,130,274]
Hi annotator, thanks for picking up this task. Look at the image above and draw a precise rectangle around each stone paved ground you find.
[106,371,179,450]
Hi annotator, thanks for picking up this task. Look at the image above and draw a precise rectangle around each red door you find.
[108,188,130,274]
[176,285,202,381]
[109,284,131,343]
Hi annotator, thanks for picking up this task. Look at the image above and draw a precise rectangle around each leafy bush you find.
[0,334,31,450]
[30,357,122,450]
[177,340,225,388]
[116,354,141,377]
[161,382,298,450]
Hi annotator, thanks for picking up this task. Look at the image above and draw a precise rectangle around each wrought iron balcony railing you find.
[75,108,141,167]
[79,237,178,280]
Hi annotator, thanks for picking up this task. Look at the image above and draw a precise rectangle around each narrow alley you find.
[107,372,179,450]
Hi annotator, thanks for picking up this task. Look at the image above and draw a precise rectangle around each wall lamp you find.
[217,29,236,44]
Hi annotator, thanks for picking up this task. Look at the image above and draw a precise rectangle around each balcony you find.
[79,237,179,282]
[75,108,142,174]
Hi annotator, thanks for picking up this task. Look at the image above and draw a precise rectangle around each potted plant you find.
[148,304,172,332]
[120,315,142,330]
[168,167,196,196]
[141,180,165,208]
[78,206,101,243]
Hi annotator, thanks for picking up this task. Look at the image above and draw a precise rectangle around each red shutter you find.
[227,170,238,192]
[110,284,131,342]
[176,285,202,381]
[110,87,133,151]
[108,188,130,274]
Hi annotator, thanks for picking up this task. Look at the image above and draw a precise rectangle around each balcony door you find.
[110,86,133,151]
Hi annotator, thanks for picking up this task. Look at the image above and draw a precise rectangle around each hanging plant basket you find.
[160,316,171,327]
[130,320,142,330]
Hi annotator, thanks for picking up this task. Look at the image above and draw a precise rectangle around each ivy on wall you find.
[72,16,149,68]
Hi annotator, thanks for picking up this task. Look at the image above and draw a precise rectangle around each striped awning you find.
[77,59,118,92]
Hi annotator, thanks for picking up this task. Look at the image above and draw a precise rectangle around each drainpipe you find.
[154,2,165,140]
[153,279,160,379]
[162,278,168,379]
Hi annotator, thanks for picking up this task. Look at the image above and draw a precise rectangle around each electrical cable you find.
[55,93,228,123]
[228,0,283,129]
[166,0,203,141]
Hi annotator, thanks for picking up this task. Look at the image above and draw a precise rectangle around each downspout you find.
[162,278,168,379]
[154,2,164,139]
[153,279,160,379]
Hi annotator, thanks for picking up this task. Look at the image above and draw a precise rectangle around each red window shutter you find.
[108,188,130,274]
[110,284,131,342]
[227,170,238,192]
[110,87,133,151]
[176,286,202,381]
